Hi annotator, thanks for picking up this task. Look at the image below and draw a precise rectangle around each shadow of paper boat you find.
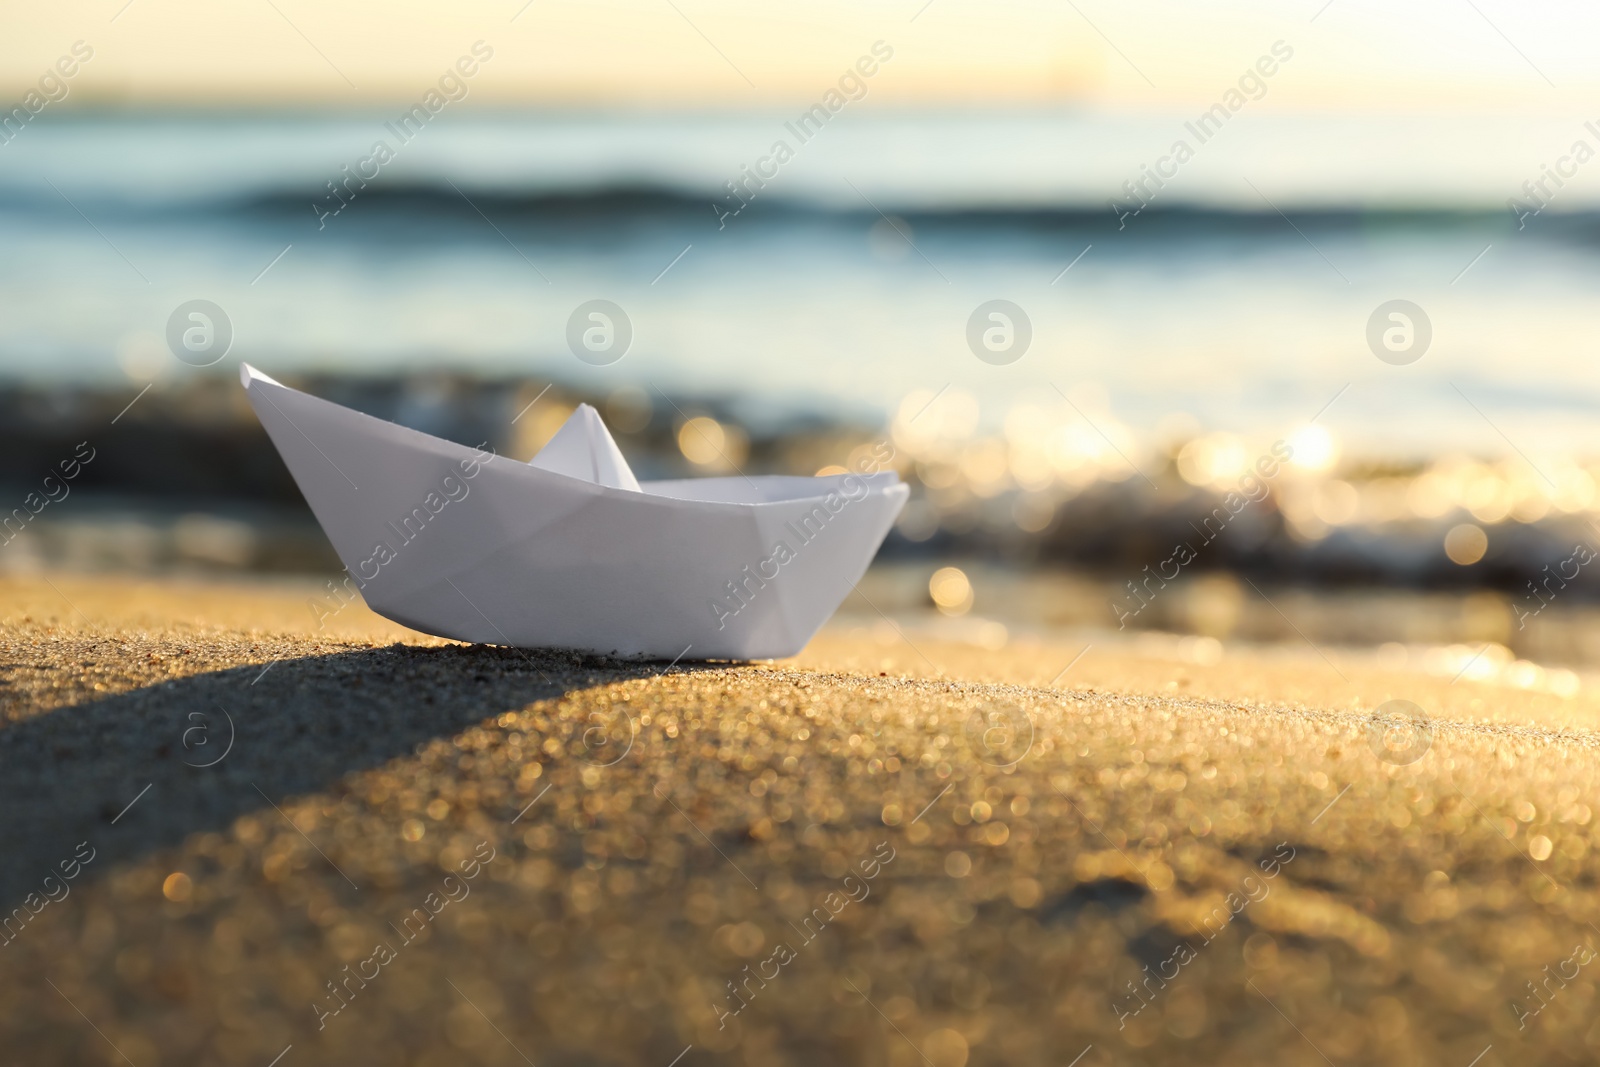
[241,364,907,659]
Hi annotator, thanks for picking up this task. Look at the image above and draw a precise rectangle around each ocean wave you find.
[0,177,1559,234]
[7,109,1600,222]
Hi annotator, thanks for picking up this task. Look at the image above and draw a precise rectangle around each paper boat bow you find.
[241,365,907,659]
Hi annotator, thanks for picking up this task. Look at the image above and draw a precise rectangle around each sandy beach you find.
[3,570,1599,1066]
[9,4,1600,1065]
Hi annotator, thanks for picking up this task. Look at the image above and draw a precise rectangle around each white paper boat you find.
[240,364,907,659]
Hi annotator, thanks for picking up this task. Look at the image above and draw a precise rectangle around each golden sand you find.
[1,570,1597,1065]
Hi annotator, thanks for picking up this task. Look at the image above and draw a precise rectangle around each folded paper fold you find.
[239,363,907,659]
[527,403,641,492]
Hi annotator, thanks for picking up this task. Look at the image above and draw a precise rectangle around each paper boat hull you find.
[241,366,907,659]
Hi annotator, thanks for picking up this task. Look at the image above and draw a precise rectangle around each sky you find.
[2,0,1599,112]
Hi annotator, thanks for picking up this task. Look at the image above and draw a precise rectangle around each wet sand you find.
[2,571,1599,1066]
